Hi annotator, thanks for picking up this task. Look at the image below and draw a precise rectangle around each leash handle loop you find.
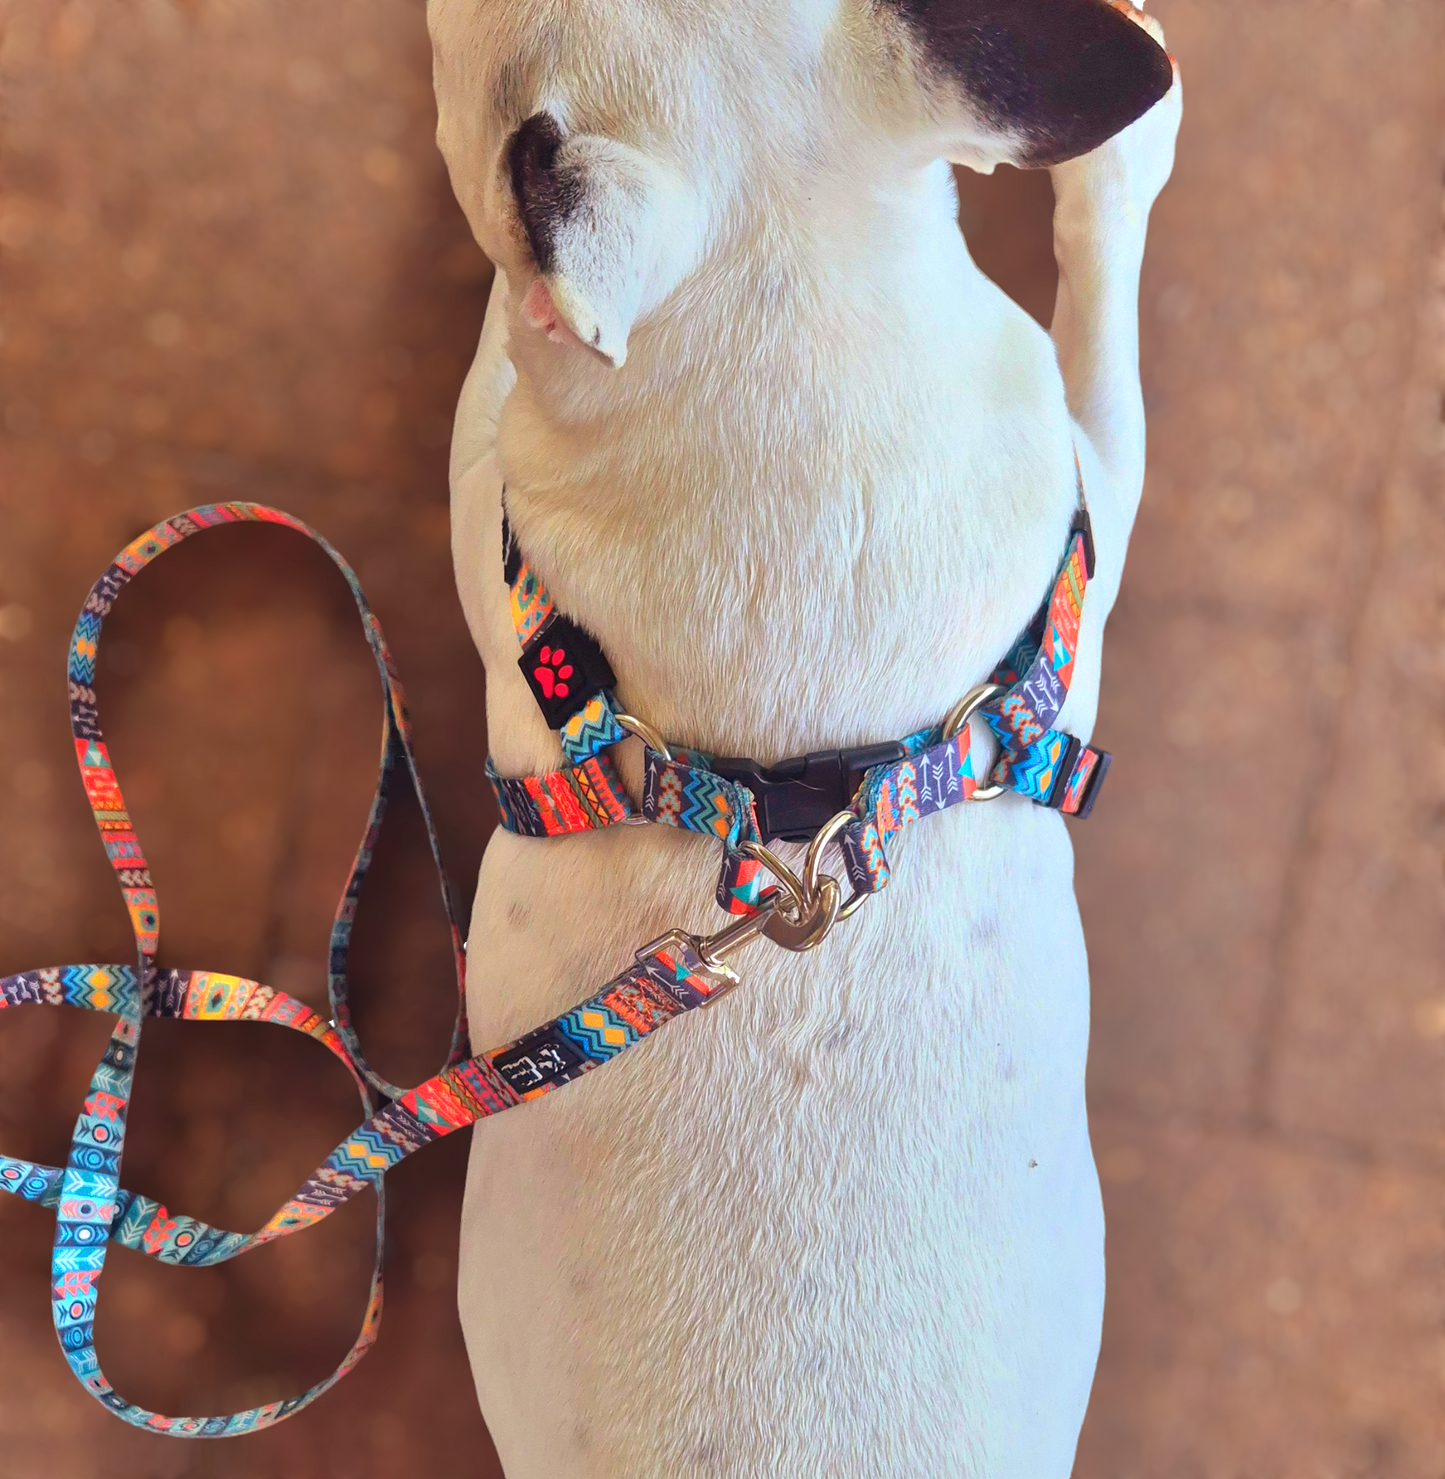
[19,504,470,1435]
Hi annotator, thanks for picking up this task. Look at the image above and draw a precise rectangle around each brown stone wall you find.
[0,1,1440,1475]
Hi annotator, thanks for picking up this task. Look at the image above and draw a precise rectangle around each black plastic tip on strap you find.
[500,493,524,586]
[1071,507,1096,580]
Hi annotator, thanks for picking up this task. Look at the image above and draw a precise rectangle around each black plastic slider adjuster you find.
[1071,506,1096,579]
[518,614,617,730]
[709,741,908,844]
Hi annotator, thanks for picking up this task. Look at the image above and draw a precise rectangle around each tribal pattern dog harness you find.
[3,491,1111,1436]
[492,490,1111,913]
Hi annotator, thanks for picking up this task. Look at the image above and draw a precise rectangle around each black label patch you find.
[491,1027,586,1095]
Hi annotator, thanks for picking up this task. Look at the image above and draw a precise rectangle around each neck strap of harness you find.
[491,482,1111,915]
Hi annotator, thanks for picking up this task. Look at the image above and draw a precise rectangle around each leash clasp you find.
[693,877,839,971]
[694,892,783,974]
[684,846,850,1006]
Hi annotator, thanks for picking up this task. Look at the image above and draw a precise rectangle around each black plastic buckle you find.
[709,742,908,843]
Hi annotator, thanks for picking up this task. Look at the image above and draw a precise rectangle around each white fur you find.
[431,1,1181,1471]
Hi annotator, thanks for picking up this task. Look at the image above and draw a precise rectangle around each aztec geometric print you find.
[0,928,740,1436]
[501,494,628,764]
[640,749,766,915]
[557,690,629,765]
[1,959,384,1435]
[841,519,1110,897]
[984,527,1087,754]
[1,505,777,1438]
[6,504,479,1437]
[486,753,636,837]
[486,509,1111,911]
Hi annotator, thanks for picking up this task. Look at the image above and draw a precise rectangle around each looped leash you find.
[3,502,917,1436]
[0,504,474,1433]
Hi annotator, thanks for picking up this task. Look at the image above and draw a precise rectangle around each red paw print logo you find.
[532,645,574,700]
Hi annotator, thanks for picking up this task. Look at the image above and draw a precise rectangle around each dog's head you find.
[429,0,1170,367]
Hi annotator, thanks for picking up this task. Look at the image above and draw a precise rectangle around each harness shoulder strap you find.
[501,496,629,763]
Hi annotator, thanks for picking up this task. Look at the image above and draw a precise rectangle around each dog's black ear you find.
[508,114,578,279]
[505,113,702,366]
[883,0,1173,167]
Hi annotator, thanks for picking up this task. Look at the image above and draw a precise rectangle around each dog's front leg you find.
[1049,18,1182,602]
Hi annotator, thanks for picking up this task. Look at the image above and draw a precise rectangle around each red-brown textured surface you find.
[1074,2,1445,1474]
[1,0,498,1474]
[0,0,1440,1475]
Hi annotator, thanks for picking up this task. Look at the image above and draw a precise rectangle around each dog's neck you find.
[471,164,1078,770]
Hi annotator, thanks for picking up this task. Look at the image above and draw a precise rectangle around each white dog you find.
[432,0,1180,1472]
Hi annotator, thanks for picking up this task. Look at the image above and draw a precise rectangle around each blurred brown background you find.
[0,0,1441,1475]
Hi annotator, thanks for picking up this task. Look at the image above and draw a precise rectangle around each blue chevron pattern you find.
[560,691,627,764]
[69,611,101,682]
[61,964,136,1012]
[556,999,639,1061]
[679,766,740,840]
[323,1123,409,1182]
[1004,730,1071,803]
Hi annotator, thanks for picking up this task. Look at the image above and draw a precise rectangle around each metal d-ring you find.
[742,838,842,951]
[614,712,672,763]
[739,839,808,920]
[800,808,873,921]
[941,682,1007,802]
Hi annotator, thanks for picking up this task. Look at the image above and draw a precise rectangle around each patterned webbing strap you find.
[488,505,1111,907]
[640,745,768,915]
[486,753,636,838]
[0,928,740,1436]
[0,503,484,1436]
[501,493,630,766]
[840,512,1110,899]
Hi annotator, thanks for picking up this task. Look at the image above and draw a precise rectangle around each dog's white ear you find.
[507,114,702,368]
[882,0,1173,169]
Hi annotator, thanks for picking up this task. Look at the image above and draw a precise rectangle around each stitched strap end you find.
[1059,746,1111,819]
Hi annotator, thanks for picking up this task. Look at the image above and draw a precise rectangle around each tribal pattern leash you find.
[0,505,801,1437]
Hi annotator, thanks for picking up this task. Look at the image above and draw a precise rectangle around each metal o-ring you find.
[614,712,672,763]
[801,810,856,902]
[802,809,875,922]
[940,682,1008,802]
[836,887,871,921]
[941,681,1004,742]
